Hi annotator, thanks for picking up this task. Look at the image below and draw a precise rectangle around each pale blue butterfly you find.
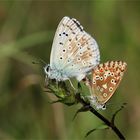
[44,16,100,82]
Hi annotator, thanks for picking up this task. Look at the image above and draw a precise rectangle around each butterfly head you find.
[44,64,58,80]
[44,64,68,81]
[44,64,51,77]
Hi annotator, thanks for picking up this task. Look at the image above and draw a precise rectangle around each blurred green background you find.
[0,0,140,140]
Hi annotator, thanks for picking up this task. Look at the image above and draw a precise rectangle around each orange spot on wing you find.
[100,69,103,73]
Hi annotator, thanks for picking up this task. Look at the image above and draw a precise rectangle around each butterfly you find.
[44,16,100,82]
[86,61,127,109]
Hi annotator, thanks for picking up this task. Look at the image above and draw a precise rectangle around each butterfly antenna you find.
[39,58,47,65]
[32,57,47,65]
[26,51,47,65]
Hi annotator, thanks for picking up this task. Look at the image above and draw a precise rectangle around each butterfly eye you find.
[47,66,50,72]
[45,65,50,73]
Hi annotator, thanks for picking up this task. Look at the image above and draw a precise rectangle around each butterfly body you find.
[45,16,100,81]
[87,61,127,109]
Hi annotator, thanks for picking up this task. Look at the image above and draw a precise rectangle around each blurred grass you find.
[0,0,140,140]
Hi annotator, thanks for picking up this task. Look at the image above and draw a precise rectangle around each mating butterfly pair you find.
[44,16,127,109]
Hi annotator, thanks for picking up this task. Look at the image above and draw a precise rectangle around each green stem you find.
[76,94,125,140]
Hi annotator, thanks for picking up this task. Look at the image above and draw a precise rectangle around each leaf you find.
[111,102,127,125]
[85,124,109,138]
[0,31,53,59]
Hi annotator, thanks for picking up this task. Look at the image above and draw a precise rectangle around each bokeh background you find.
[0,0,140,140]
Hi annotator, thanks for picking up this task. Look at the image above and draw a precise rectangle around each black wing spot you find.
[108,72,111,75]
[72,19,83,32]
[63,49,66,53]
[63,32,68,36]
[100,77,103,80]
[59,42,63,45]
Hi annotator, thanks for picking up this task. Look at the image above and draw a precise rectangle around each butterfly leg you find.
[68,79,76,90]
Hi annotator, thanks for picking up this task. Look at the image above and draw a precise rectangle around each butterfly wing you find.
[91,61,127,104]
[50,16,71,68]
[50,16,100,81]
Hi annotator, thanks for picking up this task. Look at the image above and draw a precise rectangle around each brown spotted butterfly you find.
[86,61,127,109]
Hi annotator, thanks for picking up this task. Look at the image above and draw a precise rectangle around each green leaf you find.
[85,124,109,138]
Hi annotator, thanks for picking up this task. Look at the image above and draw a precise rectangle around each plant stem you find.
[76,94,125,140]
